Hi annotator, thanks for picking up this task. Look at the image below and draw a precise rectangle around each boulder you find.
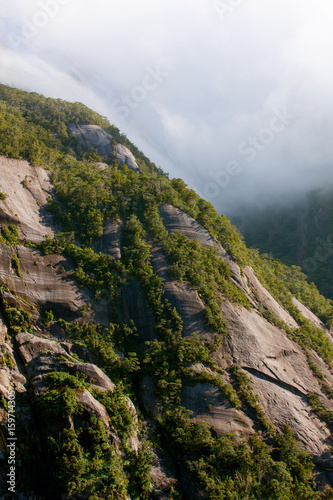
[16,332,70,364]
[77,389,110,429]
[68,124,139,172]
[115,144,140,173]
[69,123,114,157]
[73,362,115,392]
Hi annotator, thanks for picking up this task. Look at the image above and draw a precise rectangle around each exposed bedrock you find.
[68,123,140,172]
[181,382,254,438]
[0,156,54,243]
[97,219,123,260]
[0,243,88,318]
[222,301,333,461]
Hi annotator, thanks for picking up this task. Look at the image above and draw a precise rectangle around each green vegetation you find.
[11,253,22,278]
[42,309,54,328]
[0,191,7,200]
[231,364,275,435]
[307,392,333,427]
[37,372,130,498]
[158,407,319,499]
[0,346,14,368]
[0,83,159,173]
[1,84,333,498]
[0,224,20,245]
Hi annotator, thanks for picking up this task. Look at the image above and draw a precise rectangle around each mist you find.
[0,0,333,217]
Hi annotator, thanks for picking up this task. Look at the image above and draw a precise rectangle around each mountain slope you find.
[1,85,333,498]
[233,190,333,300]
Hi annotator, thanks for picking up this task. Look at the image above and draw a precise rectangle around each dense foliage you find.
[1,85,333,499]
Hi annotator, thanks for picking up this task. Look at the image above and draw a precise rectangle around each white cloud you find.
[0,0,332,214]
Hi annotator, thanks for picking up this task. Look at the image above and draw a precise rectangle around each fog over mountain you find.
[0,0,333,215]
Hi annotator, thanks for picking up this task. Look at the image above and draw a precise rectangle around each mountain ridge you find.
[0,84,333,498]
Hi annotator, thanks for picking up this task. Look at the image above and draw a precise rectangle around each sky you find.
[0,0,333,216]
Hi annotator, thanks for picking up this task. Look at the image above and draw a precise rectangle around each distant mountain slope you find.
[233,189,333,300]
[0,85,333,498]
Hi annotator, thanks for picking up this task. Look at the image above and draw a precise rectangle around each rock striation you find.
[0,156,54,243]
[156,202,333,466]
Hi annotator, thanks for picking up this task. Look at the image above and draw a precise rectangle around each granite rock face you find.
[69,123,140,172]
[99,219,123,260]
[155,202,333,466]
[181,382,254,438]
[0,156,54,243]
[0,243,88,318]
[1,156,333,492]
[0,316,26,398]
[115,143,140,173]
[149,240,214,340]
[15,330,140,452]
[69,123,114,156]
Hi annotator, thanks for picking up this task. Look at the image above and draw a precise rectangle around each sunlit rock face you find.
[0,157,54,243]
[154,202,333,465]
[68,123,140,172]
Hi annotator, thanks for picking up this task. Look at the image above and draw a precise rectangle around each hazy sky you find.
[0,0,333,215]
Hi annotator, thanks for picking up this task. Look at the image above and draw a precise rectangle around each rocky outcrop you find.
[0,243,88,318]
[251,375,331,460]
[69,124,140,172]
[155,202,333,465]
[158,204,252,303]
[15,330,141,458]
[115,143,140,173]
[16,332,72,365]
[159,203,226,254]
[0,157,54,243]
[292,297,327,330]
[74,362,116,392]
[149,448,178,495]
[77,389,111,429]
[16,332,115,390]
[150,240,214,341]
[181,382,254,438]
[221,301,332,459]
[99,219,123,259]
[223,302,318,395]
[0,318,26,398]
[69,124,113,155]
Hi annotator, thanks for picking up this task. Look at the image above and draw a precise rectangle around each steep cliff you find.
[1,85,333,499]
